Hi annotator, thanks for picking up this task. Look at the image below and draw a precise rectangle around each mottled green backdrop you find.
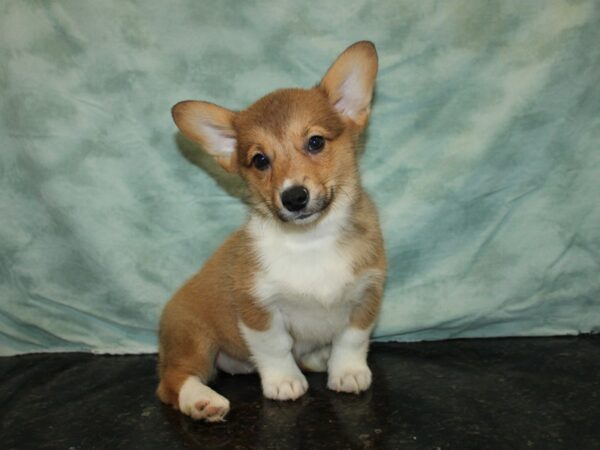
[1,1,599,354]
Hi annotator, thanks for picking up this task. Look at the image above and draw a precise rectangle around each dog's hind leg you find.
[216,351,255,375]
[297,345,331,373]
[157,331,230,422]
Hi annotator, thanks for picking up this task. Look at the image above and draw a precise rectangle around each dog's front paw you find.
[328,365,372,394]
[179,377,230,422]
[261,370,308,401]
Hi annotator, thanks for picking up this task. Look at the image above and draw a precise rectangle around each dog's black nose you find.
[281,186,309,212]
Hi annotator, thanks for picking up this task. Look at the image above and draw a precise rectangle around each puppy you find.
[157,41,386,422]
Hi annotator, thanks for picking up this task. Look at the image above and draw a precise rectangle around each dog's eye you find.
[252,153,270,171]
[307,135,325,154]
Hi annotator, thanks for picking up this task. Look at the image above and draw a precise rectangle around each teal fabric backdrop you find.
[1,0,599,355]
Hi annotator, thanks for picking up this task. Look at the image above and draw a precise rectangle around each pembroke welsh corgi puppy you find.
[157,41,386,422]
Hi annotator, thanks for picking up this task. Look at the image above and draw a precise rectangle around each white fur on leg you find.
[240,310,308,401]
[327,327,372,394]
[178,376,230,422]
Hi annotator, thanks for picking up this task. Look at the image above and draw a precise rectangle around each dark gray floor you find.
[1,336,599,450]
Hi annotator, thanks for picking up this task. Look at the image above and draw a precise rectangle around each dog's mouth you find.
[276,189,335,225]
[285,210,321,224]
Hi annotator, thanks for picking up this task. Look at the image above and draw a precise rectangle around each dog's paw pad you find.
[328,366,372,394]
[185,394,229,422]
[179,377,230,422]
[194,400,209,410]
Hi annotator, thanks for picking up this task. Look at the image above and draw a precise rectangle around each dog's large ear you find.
[172,101,238,173]
[320,41,378,129]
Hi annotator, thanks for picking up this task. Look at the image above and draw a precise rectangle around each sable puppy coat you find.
[157,41,386,422]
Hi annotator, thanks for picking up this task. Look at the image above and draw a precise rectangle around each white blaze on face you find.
[280,178,294,191]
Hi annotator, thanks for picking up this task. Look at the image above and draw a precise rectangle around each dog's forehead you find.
[234,88,342,142]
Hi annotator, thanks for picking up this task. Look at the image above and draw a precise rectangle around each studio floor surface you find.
[1,336,599,450]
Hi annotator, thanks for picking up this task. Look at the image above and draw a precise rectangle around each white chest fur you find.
[251,221,354,305]
[247,206,363,344]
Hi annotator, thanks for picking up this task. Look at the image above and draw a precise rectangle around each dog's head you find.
[172,41,378,226]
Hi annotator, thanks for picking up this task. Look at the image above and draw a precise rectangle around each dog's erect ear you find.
[172,101,238,173]
[320,41,378,129]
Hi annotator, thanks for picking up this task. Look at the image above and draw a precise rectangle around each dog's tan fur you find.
[157,41,386,421]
